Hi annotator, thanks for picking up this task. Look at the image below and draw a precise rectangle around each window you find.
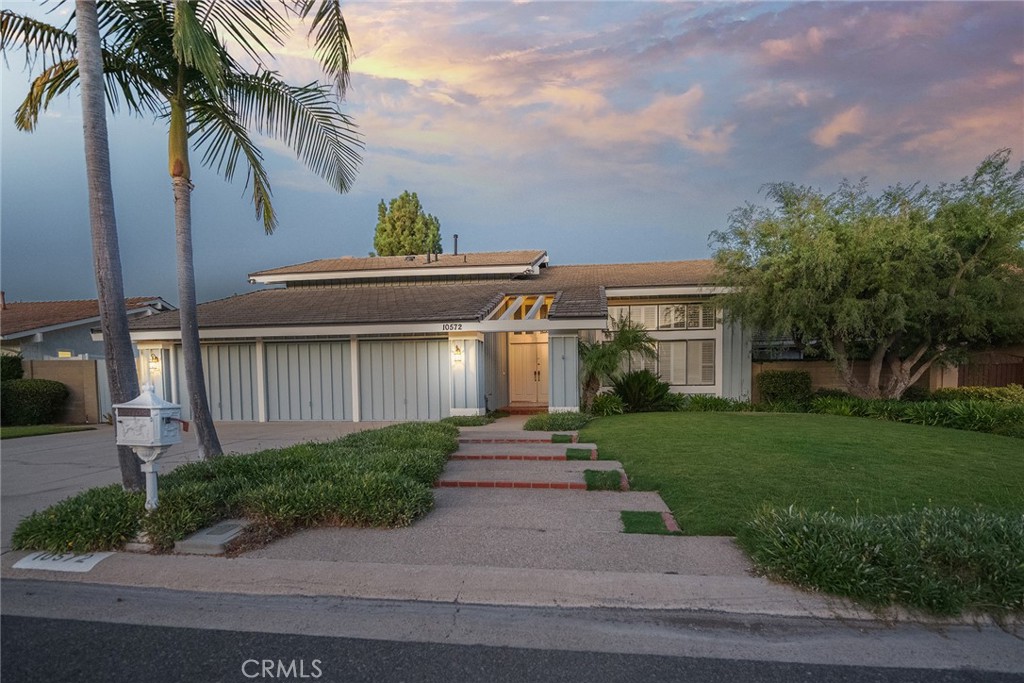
[609,305,658,329]
[659,303,715,330]
[656,340,715,386]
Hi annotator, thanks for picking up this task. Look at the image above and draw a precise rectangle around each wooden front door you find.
[509,337,548,405]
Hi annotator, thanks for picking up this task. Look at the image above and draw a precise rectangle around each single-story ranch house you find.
[128,250,752,422]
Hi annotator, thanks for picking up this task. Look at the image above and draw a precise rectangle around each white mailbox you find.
[114,385,182,452]
[113,385,184,510]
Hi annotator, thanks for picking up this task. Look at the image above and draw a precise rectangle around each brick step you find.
[457,431,578,444]
[454,443,598,459]
[437,480,586,490]
[450,454,568,461]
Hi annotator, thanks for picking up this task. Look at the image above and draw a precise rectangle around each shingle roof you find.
[1,297,168,337]
[250,250,547,278]
[130,259,719,332]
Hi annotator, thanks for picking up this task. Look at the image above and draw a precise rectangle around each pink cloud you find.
[811,106,867,148]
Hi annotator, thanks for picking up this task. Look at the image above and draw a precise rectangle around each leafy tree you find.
[2,1,362,458]
[711,150,1024,399]
[579,317,656,410]
[374,191,442,256]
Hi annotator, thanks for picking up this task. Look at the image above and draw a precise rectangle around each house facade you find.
[128,250,752,421]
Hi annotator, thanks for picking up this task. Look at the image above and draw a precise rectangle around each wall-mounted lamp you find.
[148,352,162,374]
[451,344,464,363]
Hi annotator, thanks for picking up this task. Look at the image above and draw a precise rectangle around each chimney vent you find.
[453,234,459,256]
[1,291,6,310]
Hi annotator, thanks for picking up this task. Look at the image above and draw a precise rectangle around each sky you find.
[1,1,1022,306]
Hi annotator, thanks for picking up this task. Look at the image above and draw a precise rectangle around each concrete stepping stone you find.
[452,442,598,461]
[457,430,578,444]
[174,519,248,555]
[437,459,622,490]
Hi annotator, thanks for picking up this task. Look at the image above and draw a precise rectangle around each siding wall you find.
[483,332,508,413]
[720,317,753,400]
[450,337,486,415]
[548,334,580,411]
[21,359,101,423]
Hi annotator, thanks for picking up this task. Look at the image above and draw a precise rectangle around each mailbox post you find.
[113,385,184,510]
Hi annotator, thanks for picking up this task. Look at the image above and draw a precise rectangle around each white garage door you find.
[359,340,449,421]
[266,342,352,421]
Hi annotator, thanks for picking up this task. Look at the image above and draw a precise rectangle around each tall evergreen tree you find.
[374,191,442,256]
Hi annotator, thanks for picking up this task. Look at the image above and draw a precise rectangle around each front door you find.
[509,335,548,405]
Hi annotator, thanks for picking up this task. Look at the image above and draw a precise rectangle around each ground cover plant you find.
[620,510,679,535]
[523,412,592,431]
[12,422,459,554]
[440,415,496,427]
[1,425,95,439]
[738,506,1024,616]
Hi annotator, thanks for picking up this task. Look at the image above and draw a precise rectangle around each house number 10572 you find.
[442,323,463,331]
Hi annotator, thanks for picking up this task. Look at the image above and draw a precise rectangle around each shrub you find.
[590,393,625,417]
[523,412,592,431]
[738,505,1024,616]
[813,388,850,399]
[12,485,144,553]
[756,370,812,405]
[931,384,1024,404]
[1,378,69,425]
[1,354,24,381]
[611,369,671,413]
[659,392,689,412]
[685,394,747,412]
[899,385,932,402]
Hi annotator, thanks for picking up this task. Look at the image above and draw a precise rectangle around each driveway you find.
[0,421,393,553]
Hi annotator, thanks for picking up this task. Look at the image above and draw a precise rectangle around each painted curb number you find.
[13,551,114,573]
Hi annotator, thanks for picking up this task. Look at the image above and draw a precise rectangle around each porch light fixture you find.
[452,344,463,363]
[148,352,161,374]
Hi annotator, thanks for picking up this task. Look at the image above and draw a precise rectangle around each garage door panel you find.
[360,340,449,421]
[266,342,351,421]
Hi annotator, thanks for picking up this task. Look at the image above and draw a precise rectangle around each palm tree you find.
[77,0,143,490]
[578,316,657,410]
[2,1,362,458]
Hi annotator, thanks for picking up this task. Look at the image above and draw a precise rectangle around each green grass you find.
[564,447,593,461]
[585,469,623,491]
[580,412,1024,536]
[551,433,574,444]
[620,510,679,535]
[1,425,96,439]
[523,412,592,431]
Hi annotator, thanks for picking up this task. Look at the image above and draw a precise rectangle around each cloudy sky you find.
[2,1,1022,305]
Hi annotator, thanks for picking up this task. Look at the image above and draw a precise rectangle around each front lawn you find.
[1,425,96,440]
[580,412,1024,536]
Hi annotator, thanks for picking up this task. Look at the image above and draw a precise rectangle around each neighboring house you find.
[128,250,752,422]
[0,294,175,360]
[1,294,176,424]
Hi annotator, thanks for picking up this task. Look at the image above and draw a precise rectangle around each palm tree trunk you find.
[75,0,144,491]
[170,100,222,458]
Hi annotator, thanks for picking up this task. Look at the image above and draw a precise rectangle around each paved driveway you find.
[0,421,393,553]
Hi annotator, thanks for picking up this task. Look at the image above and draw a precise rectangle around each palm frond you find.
[293,0,351,96]
[197,0,287,66]
[189,100,277,233]
[0,9,76,69]
[227,70,363,194]
[172,0,226,91]
[15,59,78,131]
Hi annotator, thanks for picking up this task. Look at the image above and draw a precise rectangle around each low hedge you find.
[738,506,1024,616]
[756,370,812,404]
[12,422,459,553]
[1,378,69,425]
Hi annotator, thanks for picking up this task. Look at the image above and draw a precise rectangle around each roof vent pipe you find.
[453,234,459,256]
[0,291,5,310]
